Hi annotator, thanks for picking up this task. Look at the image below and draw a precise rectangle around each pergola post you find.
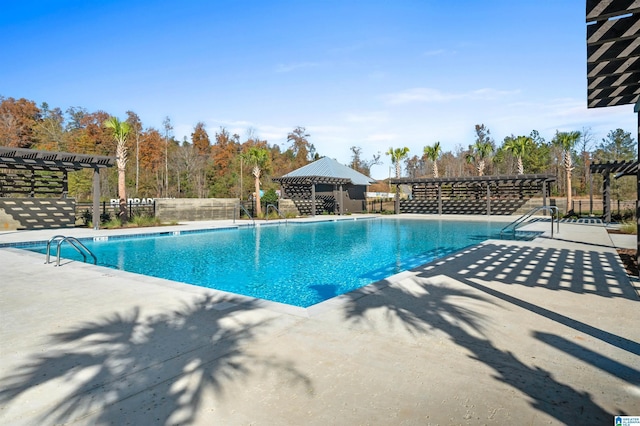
[92,168,101,230]
[603,171,611,223]
[437,184,442,215]
[62,170,69,198]
[395,184,399,214]
[635,99,639,274]
[586,1,638,272]
[542,180,547,216]
[339,184,344,215]
[486,182,491,216]
[311,182,316,216]
[30,170,35,197]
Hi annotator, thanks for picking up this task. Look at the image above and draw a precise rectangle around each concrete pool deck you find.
[0,215,638,424]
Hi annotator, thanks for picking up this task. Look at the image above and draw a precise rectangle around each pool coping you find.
[2,214,639,424]
[3,214,634,318]
[0,214,522,317]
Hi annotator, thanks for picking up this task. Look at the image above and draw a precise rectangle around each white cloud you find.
[384,88,460,104]
[384,87,520,105]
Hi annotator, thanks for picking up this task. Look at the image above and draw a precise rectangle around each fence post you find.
[578,200,582,216]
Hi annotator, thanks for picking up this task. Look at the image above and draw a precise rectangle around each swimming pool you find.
[25,218,506,307]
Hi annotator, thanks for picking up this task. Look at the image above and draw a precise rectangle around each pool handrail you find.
[265,204,287,223]
[500,206,560,239]
[46,235,97,266]
[234,203,255,226]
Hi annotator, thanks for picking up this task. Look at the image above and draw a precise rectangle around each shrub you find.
[100,211,112,224]
[262,188,279,205]
[80,209,92,226]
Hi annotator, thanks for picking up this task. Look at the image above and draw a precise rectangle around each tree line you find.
[1,96,637,206]
[0,96,328,204]
[389,124,637,206]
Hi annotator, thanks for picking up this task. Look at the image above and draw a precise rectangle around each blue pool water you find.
[26,218,506,307]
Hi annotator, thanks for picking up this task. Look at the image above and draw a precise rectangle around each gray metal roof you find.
[279,157,376,186]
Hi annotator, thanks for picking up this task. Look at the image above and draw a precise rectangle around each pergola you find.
[0,147,116,229]
[390,174,556,216]
[589,160,638,222]
[586,0,640,268]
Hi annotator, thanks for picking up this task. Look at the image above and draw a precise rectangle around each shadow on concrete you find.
[444,242,638,300]
[0,295,312,424]
[340,241,637,423]
[533,332,640,386]
[420,243,640,355]
[359,246,459,283]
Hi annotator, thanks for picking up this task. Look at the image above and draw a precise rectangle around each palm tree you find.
[386,147,410,178]
[502,135,532,175]
[423,142,442,178]
[104,116,131,222]
[553,130,581,213]
[466,141,494,176]
[242,146,269,217]
[386,147,410,213]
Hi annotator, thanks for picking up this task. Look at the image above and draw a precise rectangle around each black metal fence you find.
[571,199,636,219]
[367,199,396,213]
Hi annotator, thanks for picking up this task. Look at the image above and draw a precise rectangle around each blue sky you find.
[1,0,636,178]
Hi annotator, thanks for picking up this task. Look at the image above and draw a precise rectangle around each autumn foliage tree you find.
[0,97,40,147]
[3,95,637,209]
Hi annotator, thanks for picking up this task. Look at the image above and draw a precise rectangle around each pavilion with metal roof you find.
[587,0,640,269]
[0,147,116,230]
[273,157,376,215]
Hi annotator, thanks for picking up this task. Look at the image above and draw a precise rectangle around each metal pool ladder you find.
[45,235,97,267]
[234,204,255,226]
[500,206,560,240]
[266,204,287,223]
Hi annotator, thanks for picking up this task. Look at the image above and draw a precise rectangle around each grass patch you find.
[619,220,637,235]
[128,214,166,227]
[88,214,175,229]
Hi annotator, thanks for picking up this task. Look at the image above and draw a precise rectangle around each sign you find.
[110,198,155,205]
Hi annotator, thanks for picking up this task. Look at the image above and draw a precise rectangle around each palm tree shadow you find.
[340,274,615,424]
[0,295,313,425]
